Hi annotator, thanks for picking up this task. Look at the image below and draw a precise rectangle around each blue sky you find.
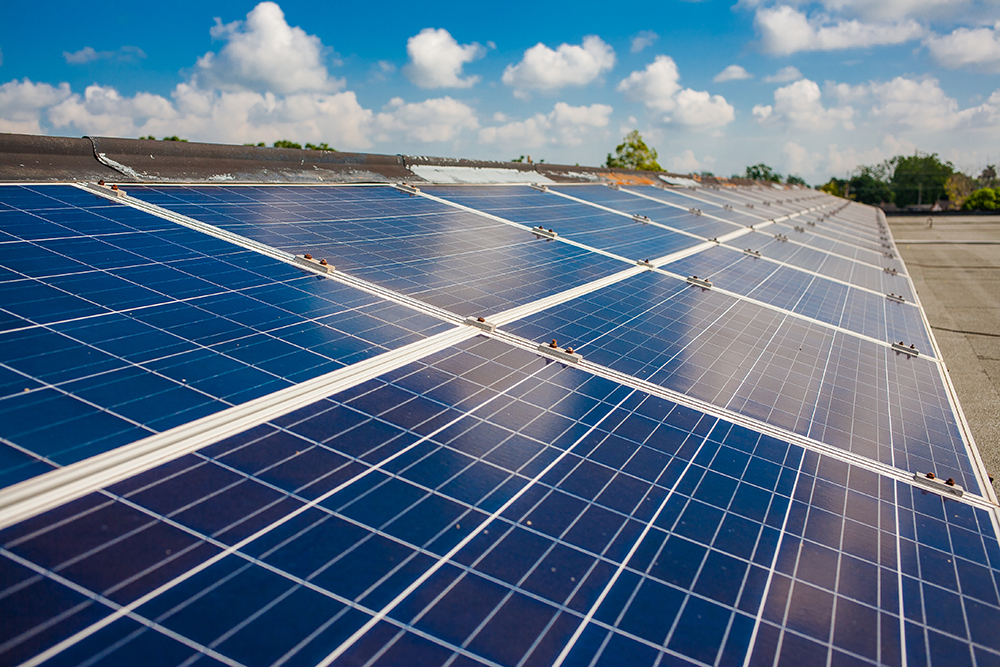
[2,0,999,182]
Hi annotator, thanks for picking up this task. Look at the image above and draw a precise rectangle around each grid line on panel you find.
[1,547,246,667]
[0,325,477,532]
[546,188,731,244]
[484,327,996,512]
[76,183,466,328]
[312,382,646,667]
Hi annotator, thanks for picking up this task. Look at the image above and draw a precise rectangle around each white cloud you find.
[375,96,478,142]
[0,78,72,134]
[668,149,713,173]
[631,31,659,53]
[783,141,821,175]
[869,76,1000,131]
[926,24,1000,71]
[812,0,963,22]
[195,1,339,94]
[764,66,802,83]
[502,36,615,92]
[63,46,147,64]
[755,78,854,130]
[671,89,735,128]
[618,56,734,128]
[617,56,681,111]
[755,5,925,55]
[403,28,484,89]
[825,134,917,174]
[42,82,374,149]
[479,102,612,148]
[714,64,753,82]
[825,81,869,104]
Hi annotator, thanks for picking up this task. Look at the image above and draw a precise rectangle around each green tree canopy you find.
[606,131,661,171]
[739,164,782,182]
[848,166,893,205]
[818,177,847,197]
[891,152,954,207]
[963,188,999,210]
[305,142,335,151]
[273,140,302,149]
[785,174,806,186]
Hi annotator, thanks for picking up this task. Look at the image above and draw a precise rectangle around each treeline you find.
[137,137,337,151]
[819,152,998,210]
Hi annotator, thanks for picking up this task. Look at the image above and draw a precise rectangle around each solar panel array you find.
[0,180,997,667]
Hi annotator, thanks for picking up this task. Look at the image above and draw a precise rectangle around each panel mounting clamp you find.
[294,254,334,273]
[743,248,762,258]
[633,214,651,224]
[94,181,127,198]
[891,341,919,356]
[394,183,421,196]
[531,226,558,239]
[637,259,655,269]
[912,471,964,498]
[465,316,496,332]
[885,293,906,304]
[537,339,582,364]
[529,183,549,193]
[686,275,712,289]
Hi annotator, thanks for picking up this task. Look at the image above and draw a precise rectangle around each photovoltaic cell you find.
[664,244,931,351]
[424,186,703,261]
[550,185,743,238]
[1,335,994,667]
[0,186,452,487]
[126,185,631,316]
[0,180,994,667]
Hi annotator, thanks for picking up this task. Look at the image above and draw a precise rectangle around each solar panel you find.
[0,178,996,667]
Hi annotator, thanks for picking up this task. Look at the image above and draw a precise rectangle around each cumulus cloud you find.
[869,76,1000,130]
[755,5,925,55]
[671,89,735,128]
[825,134,917,175]
[403,28,485,88]
[479,102,612,148]
[0,78,72,134]
[631,31,659,53]
[502,36,615,93]
[783,141,821,175]
[618,56,735,128]
[617,56,681,111]
[44,82,374,148]
[668,149,714,173]
[195,2,339,94]
[375,96,478,142]
[926,23,1000,71]
[753,78,854,129]
[764,66,802,83]
[63,46,147,64]
[714,65,753,82]
[807,0,962,22]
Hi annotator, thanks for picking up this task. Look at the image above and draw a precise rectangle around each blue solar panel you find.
[550,185,744,238]
[0,186,453,486]
[1,181,995,667]
[424,186,702,261]
[127,185,631,316]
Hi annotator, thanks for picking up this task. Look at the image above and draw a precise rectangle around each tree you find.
[273,140,302,149]
[786,174,807,186]
[890,152,953,207]
[511,156,524,163]
[740,163,782,182]
[963,188,999,210]
[606,131,661,171]
[818,177,847,197]
[848,166,892,205]
[305,142,335,151]
[945,173,977,209]
[979,165,997,188]
[162,136,187,142]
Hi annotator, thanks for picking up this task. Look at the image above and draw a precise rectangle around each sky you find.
[1,0,999,182]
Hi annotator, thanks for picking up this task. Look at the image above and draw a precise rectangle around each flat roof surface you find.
[889,215,1000,497]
